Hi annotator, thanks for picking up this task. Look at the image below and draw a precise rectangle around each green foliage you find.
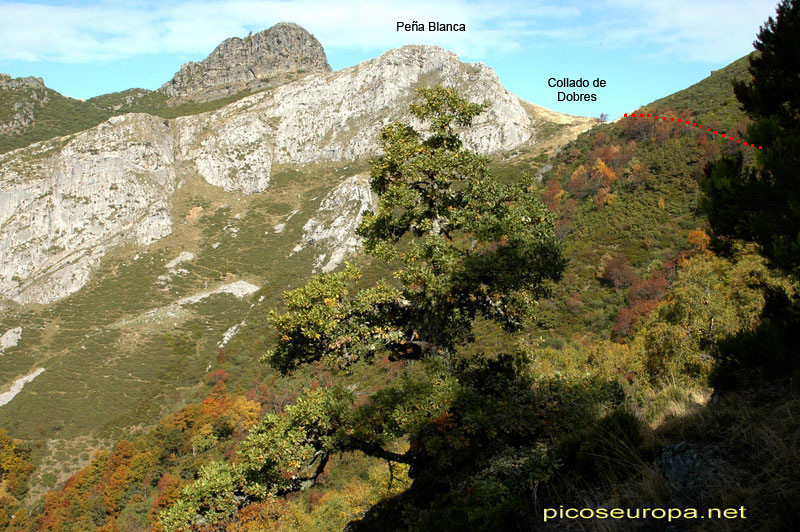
[161,87,571,530]
[237,385,353,493]
[0,83,254,155]
[560,409,648,483]
[157,370,453,531]
[267,265,405,372]
[0,86,113,154]
[702,0,800,270]
[16,58,781,532]
[19,49,792,532]
[12,39,800,532]
[697,0,800,389]
[39,471,57,488]
[33,382,263,531]
[536,121,712,342]
[269,87,564,374]
[160,461,248,530]
[0,168,342,444]
[361,88,564,340]
[348,357,626,532]
[529,50,756,346]
[648,55,752,133]
[87,88,253,119]
[0,429,34,528]
[633,250,785,382]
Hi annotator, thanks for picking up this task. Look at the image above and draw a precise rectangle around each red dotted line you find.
[624,112,761,149]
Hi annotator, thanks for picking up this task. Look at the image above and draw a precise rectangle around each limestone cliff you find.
[0,44,593,304]
[293,174,376,273]
[159,23,331,103]
[0,114,177,303]
[175,45,564,190]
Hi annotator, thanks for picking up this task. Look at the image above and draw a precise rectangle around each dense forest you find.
[2,1,799,530]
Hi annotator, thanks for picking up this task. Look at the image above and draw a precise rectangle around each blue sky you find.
[0,0,780,119]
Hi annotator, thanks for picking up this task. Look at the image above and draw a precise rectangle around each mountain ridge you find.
[159,22,332,103]
[15,49,778,531]
[0,23,330,154]
[0,32,769,527]
[1,43,594,306]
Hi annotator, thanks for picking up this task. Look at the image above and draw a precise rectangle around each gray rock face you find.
[1,43,592,304]
[174,45,560,192]
[159,23,331,103]
[0,114,177,304]
[0,74,49,136]
[0,74,46,91]
[294,174,376,273]
[655,441,721,495]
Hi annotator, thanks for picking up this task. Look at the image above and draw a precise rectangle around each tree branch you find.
[277,452,331,495]
[345,439,413,464]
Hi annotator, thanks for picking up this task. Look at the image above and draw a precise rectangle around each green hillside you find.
[0,80,254,155]
[0,160,374,474]
[4,42,800,531]
[528,55,753,350]
[86,88,253,119]
[648,55,752,133]
[0,79,113,154]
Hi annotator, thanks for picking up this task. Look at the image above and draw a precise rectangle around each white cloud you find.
[595,0,778,62]
[0,0,779,64]
[0,0,575,63]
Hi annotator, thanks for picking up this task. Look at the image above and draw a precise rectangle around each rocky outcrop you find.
[160,23,331,103]
[0,74,49,136]
[0,367,45,407]
[174,45,558,191]
[115,281,260,327]
[1,43,592,304]
[0,114,177,304]
[0,74,46,91]
[0,326,22,354]
[654,441,723,495]
[293,174,375,273]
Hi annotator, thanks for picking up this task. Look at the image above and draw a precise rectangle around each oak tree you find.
[161,87,566,531]
[701,0,800,270]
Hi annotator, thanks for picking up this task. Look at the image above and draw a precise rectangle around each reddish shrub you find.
[206,369,228,386]
[566,293,584,314]
[601,255,636,289]
[561,198,578,219]
[542,180,563,211]
[554,218,572,240]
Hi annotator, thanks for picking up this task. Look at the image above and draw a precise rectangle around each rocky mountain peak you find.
[1,40,595,305]
[159,22,331,103]
[0,73,46,91]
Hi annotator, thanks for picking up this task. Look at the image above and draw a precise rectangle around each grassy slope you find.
[528,55,752,346]
[647,55,751,133]
[0,85,113,154]
[0,67,570,495]
[3,52,768,527]
[86,88,254,119]
[517,51,800,531]
[0,83,254,155]
[0,146,555,502]
[0,159,365,492]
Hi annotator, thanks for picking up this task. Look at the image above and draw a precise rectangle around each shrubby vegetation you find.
[0,429,34,530]
[0,86,114,154]
[702,0,800,270]
[86,90,254,120]
[8,3,800,529]
[0,85,253,155]
[158,87,585,531]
